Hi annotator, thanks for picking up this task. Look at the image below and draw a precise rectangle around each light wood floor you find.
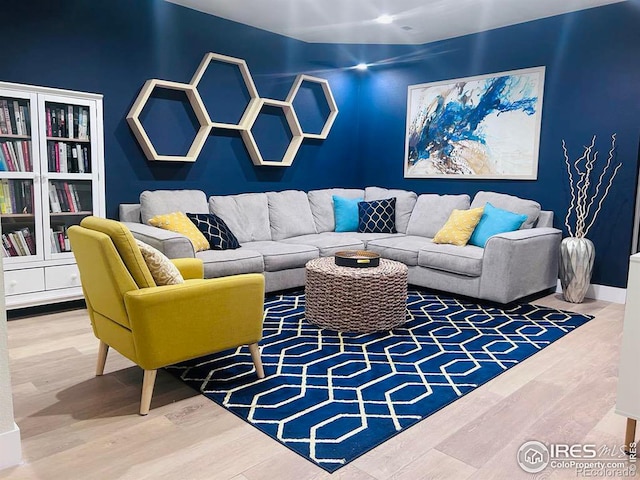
[0,294,636,480]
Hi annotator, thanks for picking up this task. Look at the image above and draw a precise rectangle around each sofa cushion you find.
[135,239,184,286]
[308,188,365,233]
[365,187,417,234]
[366,235,434,266]
[469,203,528,248]
[406,194,471,238]
[470,191,541,229]
[196,248,264,278]
[351,232,402,248]
[209,193,272,243]
[358,198,397,233]
[333,195,363,232]
[281,232,364,256]
[418,243,484,277]
[140,190,208,225]
[433,207,484,246]
[147,211,210,252]
[267,190,317,240]
[241,241,318,272]
[186,213,240,250]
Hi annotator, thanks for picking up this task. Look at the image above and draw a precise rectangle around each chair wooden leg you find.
[249,343,265,379]
[96,341,109,376]
[139,369,157,416]
[625,418,637,454]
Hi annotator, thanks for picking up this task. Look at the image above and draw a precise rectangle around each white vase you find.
[559,237,595,303]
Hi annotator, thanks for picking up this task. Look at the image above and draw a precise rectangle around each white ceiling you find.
[166,0,625,45]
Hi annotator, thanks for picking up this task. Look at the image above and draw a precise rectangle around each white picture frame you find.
[404,66,545,180]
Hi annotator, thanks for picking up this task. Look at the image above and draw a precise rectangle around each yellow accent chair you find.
[68,216,265,415]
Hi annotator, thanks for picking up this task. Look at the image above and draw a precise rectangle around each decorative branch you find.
[562,134,620,238]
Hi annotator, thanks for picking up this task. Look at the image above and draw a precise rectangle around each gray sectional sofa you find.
[119,187,561,304]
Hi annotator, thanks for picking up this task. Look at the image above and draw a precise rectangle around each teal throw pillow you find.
[469,202,528,248]
[333,195,363,232]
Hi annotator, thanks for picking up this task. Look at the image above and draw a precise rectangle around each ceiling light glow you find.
[355,63,368,71]
[376,14,393,24]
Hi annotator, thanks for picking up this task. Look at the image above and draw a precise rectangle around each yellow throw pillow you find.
[148,211,209,252]
[433,207,484,246]
[135,239,184,286]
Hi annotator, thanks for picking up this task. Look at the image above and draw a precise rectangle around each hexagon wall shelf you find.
[240,98,303,167]
[190,52,261,131]
[286,74,338,140]
[127,53,338,165]
[127,79,212,162]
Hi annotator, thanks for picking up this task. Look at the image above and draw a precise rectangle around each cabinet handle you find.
[9,280,17,287]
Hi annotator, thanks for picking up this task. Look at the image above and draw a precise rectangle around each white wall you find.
[0,258,21,470]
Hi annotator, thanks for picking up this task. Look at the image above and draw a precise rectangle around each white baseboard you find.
[0,423,21,471]
[555,280,627,304]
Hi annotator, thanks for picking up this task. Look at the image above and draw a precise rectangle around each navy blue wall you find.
[355,2,640,288]
[0,0,363,216]
[1,0,639,287]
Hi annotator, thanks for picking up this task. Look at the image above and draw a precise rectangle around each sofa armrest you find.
[480,227,561,303]
[171,258,204,280]
[123,274,265,369]
[122,222,195,258]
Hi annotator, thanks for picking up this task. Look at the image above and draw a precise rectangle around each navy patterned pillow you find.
[357,198,397,234]
[186,213,240,250]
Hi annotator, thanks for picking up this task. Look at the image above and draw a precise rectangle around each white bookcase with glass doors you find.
[0,81,104,309]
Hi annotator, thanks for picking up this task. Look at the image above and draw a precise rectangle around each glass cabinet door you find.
[0,92,42,262]
[40,96,97,259]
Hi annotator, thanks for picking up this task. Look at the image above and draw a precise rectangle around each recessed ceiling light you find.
[355,63,368,71]
[376,14,393,24]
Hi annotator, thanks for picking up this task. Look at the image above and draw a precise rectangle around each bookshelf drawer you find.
[45,264,81,290]
[4,268,45,296]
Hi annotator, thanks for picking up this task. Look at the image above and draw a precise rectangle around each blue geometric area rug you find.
[166,290,593,473]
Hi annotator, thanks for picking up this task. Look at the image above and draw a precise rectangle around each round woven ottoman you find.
[304,257,408,333]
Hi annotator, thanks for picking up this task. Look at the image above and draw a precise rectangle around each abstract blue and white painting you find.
[404,67,545,179]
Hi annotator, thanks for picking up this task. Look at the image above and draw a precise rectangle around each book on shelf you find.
[45,104,89,140]
[0,99,30,137]
[67,105,73,139]
[2,233,16,256]
[13,140,25,171]
[63,182,76,212]
[49,183,62,213]
[79,107,89,140]
[0,179,11,214]
[49,181,86,213]
[13,231,29,256]
[58,108,66,138]
[0,144,9,171]
[21,140,31,170]
[46,140,89,173]
[20,227,36,255]
[0,178,33,214]
[12,100,22,135]
[1,100,11,135]
[19,105,29,136]
[6,234,21,256]
[1,226,36,257]
[0,102,6,135]
[50,226,71,253]
[0,140,32,172]
[50,108,58,137]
